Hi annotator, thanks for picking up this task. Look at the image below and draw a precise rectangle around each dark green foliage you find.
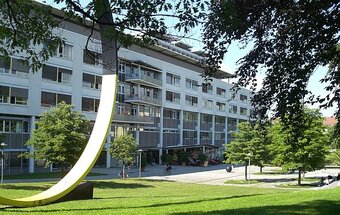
[25,102,90,170]
[141,153,147,168]
[0,0,61,71]
[203,0,340,134]
[161,154,174,164]
[269,108,329,185]
[0,0,208,72]
[178,151,189,163]
[198,153,207,162]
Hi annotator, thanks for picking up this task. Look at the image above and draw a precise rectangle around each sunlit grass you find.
[0,179,340,214]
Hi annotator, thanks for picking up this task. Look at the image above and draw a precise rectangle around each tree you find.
[269,108,329,185]
[325,126,340,165]
[108,133,138,179]
[26,102,90,172]
[0,0,207,73]
[224,121,271,180]
[203,1,340,135]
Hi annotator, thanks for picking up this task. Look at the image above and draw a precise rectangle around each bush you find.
[198,153,207,162]
[178,151,189,163]
[161,154,174,164]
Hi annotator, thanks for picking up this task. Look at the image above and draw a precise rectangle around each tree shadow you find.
[1,194,263,212]
[93,181,153,189]
[169,200,340,215]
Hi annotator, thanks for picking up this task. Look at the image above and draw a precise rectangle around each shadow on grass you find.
[93,181,153,189]
[1,194,263,213]
[170,200,340,215]
[137,179,176,183]
[256,178,296,183]
[0,184,51,191]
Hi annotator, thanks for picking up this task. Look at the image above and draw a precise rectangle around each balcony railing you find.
[200,122,212,131]
[126,71,162,87]
[112,114,154,124]
[125,94,162,105]
[215,123,225,132]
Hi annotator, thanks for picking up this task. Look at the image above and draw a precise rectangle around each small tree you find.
[225,122,271,180]
[109,133,138,179]
[26,102,89,173]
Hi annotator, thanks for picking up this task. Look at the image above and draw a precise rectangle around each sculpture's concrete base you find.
[54,182,94,203]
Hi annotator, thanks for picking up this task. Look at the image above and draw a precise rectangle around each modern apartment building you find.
[0,12,252,174]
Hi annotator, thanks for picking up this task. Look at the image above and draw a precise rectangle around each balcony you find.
[125,94,162,106]
[215,123,225,132]
[200,122,212,131]
[112,114,154,124]
[126,70,162,88]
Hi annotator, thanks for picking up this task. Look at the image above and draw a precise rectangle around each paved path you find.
[4,164,340,189]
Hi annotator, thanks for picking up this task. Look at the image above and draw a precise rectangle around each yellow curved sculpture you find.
[0,74,117,207]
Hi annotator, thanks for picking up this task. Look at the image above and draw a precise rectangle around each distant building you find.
[323,117,337,127]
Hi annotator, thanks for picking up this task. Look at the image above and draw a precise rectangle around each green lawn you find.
[0,179,340,214]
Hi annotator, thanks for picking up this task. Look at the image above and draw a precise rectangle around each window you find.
[41,91,71,107]
[0,86,28,105]
[185,78,198,91]
[240,94,248,103]
[139,105,151,117]
[240,107,248,116]
[0,120,10,132]
[185,95,198,107]
[166,73,180,86]
[42,65,72,84]
[83,49,101,66]
[54,42,73,60]
[201,114,212,123]
[0,56,29,77]
[82,97,100,112]
[202,83,213,94]
[10,87,28,105]
[215,116,225,124]
[184,112,197,121]
[250,109,255,117]
[117,84,125,103]
[163,109,179,119]
[217,87,226,97]
[229,105,237,114]
[216,102,226,112]
[0,120,29,133]
[166,91,180,103]
[0,86,9,103]
[82,73,102,89]
[202,99,213,109]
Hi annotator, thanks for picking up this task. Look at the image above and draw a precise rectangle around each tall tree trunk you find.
[298,168,302,186]
[94,0,118,75]
[260,166,263,174]
[245,164,248,181]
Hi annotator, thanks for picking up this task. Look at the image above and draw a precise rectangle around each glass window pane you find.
[41,91,56,107]
[42,65,57,81]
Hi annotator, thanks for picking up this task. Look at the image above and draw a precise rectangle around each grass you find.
[4,171,106,180]
[0,179,340,214]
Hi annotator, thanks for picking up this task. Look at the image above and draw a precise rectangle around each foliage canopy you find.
[26,102,90,169]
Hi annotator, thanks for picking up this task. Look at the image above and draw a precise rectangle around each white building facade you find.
[0,15,252,174]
